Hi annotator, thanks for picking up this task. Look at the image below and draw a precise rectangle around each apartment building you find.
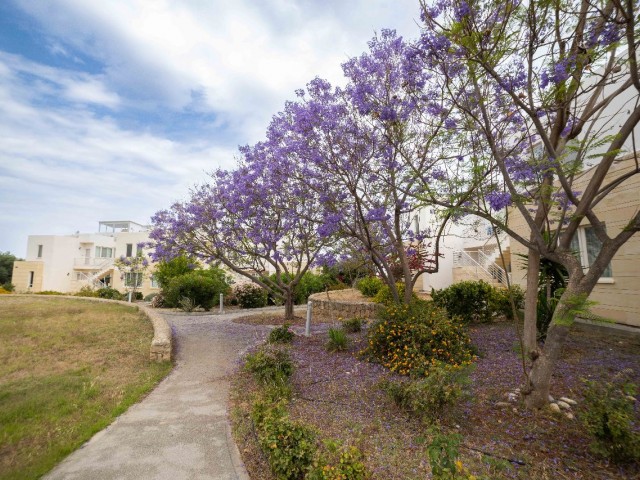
[12,220,160,296]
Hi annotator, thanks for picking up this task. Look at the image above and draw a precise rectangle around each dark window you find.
[126,243,133,257]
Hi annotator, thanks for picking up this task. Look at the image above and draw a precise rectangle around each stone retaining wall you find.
[308,291,381,320]
[6,295,172,362]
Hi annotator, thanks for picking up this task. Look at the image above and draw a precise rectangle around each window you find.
[28,271,34,288]
[37,245,43,258]
[124,272,143,287]
[136,244,143,256]
[150,275,159,288]
[95,246,113,258]
[569,225,613,279]
[126,243,133,257]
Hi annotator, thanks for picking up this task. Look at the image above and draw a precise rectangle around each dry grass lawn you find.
[0,296,172,480]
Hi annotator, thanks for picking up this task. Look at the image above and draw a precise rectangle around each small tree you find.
[0,251,19,289]
[114,246,149,301]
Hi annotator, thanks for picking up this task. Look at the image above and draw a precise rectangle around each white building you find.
[12,220,160,296]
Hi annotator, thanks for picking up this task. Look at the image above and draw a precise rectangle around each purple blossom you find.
[485,191,512,211]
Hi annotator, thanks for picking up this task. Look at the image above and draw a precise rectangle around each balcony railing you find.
[74,257,114,269]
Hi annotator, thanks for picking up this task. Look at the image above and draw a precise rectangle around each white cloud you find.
[1,0,421,256]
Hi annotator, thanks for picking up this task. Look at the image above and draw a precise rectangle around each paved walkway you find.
[44,308,287,480]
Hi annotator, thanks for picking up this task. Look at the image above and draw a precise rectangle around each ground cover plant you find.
[230,317,640,479]
[0,296,172,480]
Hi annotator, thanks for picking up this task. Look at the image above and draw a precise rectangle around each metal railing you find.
[452,249,510,285]
[74,257,114,268]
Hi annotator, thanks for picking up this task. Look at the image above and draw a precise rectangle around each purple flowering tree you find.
[267,31,457,304]
[114,245,149,301]
[417,0,640,408]
[150,141,337,320]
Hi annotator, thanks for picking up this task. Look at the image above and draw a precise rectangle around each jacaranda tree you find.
[417,0,640,408]
[266,31,461,304]
[150,141,337,319]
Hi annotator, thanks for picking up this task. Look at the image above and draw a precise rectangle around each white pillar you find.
[305,301,312,337]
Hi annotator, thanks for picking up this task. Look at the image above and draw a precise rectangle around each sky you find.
[0,0,422,257]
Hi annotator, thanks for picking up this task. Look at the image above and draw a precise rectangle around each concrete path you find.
[44,308,287,480]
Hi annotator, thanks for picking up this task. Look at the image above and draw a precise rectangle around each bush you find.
[308,444,369,480]
[363,300,475,376]
[74,286,98,297]
[251,402,316,480]
[153,255,196,289]
[326,328,349,352]
[97,287,123,300]
[342,317,363,333]
[427,430,476,480]
[268,324,295,344]
[35,290,63,295]
[0,287,12,294]
[2,282,15,292]
[489,285,525,320]
[381,362,470,422]
[373,282,417,305]
[356,276,384,297]
[234,283,268,309]
[164,271,229,310]
[580,370,640,464]
[432,280,505,324]
[245,346,294,385]
[294,271,331,304]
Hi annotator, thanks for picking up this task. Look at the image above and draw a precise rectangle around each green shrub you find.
[97,287,123,300]
[0,287,12,294]
[373,282,417,305]
[245,346,294,385]
[2,282,15,292]
[381,362,470,422]
[294,271,331,304]
[342,317,363,333]
[251,401,317,480]
[268,324,295,344]
[35,290,64,295]
[489,285,525,320]
[153,255,195,289]
[74,286,98,297]
[164,271,228,309]
[326,328,349,352]
[308,443,369,480]
[363,300,475,376]
[580,370,640,464]
[427,430,475,479]
[432,280,496,324]
[235,283,268,309]
[356,276,384,297]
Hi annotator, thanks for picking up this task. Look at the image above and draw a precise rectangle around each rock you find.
[548,395,555,403]
[507,392,518,402]
[560,397,577,406]
[557,401,571,410]
[626,395,637,402]
[564,412,575,420]
[495,402,511,408]
[549,403,561,413]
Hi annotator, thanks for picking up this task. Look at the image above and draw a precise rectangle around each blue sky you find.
[0,0,420,257]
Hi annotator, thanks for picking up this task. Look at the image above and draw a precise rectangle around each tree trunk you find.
[284,293,295,320]
[523,247,540,355]
[524,322,570,408]
[524,283,583,408]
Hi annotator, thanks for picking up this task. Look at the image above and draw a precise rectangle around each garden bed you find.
[230,320,640,479]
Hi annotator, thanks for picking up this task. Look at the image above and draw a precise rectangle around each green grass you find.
[0,296,172,480]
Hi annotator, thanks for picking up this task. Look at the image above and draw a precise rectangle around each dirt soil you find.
[230,319,640,480]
